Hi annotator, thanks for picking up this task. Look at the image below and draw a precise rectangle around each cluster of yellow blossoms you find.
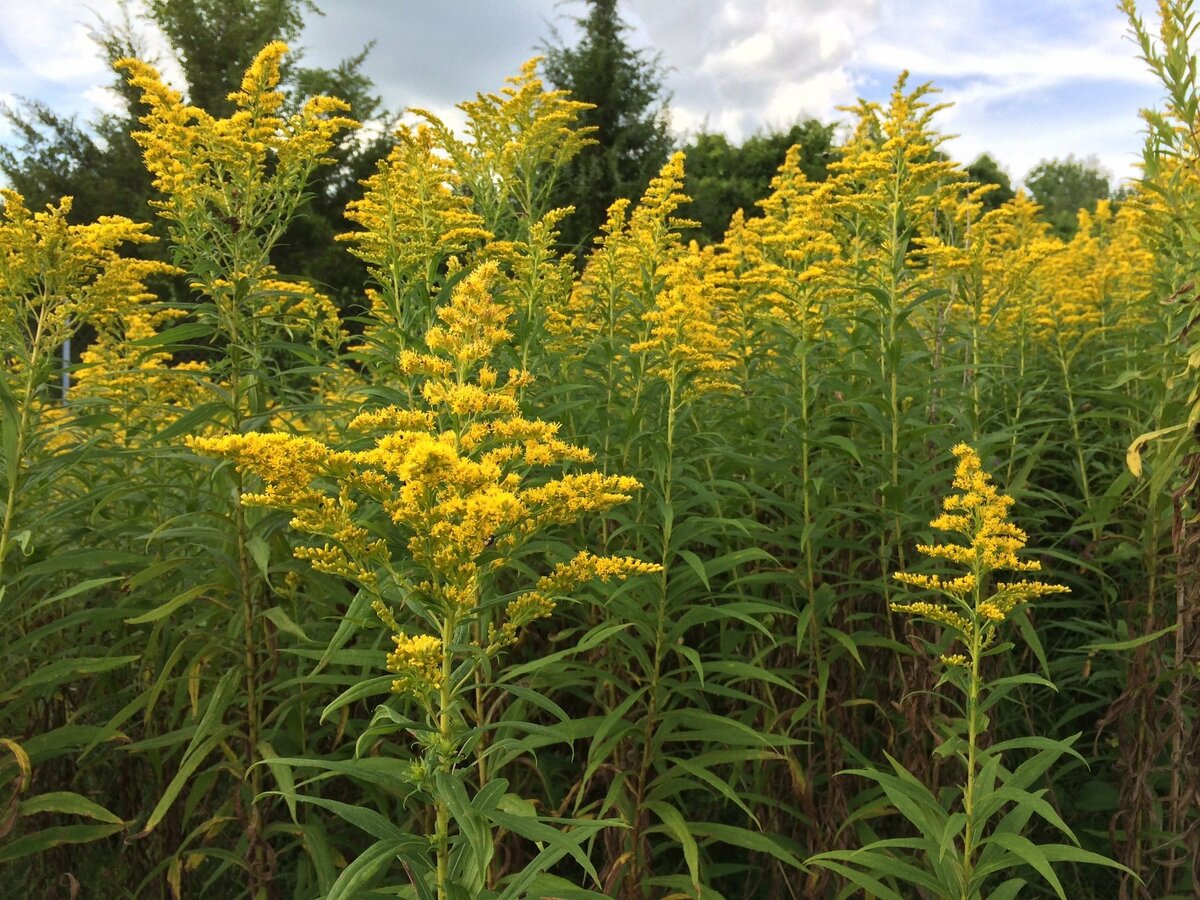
[192,263,658,701]
[117,43,355,322]
[0,191,175,369]
[892,444,1069,662]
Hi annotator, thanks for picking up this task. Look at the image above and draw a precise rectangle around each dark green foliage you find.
[145,0,314,116]
[1024,155,1110,239]
[966,152,1016,213]
[541,0,674,253]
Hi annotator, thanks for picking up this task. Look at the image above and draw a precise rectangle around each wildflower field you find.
[4,2,1200,898]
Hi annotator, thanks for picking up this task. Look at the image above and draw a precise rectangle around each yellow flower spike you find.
[0,189,180,452]
[386,633,445,697]
[489,551,662,652]
[631,247,739,397]
[440,56,595,233]
[893,443,1069,657]
[117,44,356,304]
[339,123,491,308]
[190,259,657,695]
[546,155,696,363]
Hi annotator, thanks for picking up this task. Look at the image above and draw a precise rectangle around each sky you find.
[0,0,1168,187]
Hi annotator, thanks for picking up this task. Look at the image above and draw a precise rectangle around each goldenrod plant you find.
[114,42,356,894]
[0,190,175,870]
[0,192,175,587]
[808,444,1129,898]
[1118,3,1200,895]
[195,262,658,898]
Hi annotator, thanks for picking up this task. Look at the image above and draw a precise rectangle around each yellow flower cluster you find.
[386,633,445,699]
[428,57,596,235]
[1,190,178,457]
[0,192,175,366]
[256,278,345,349]
[919,191,1059,346]
[339,124,491,349]
[490,550,661,651]
[1029,199,1154,341]
[631,249,737,396]
[192,262,657,699]
[892,444,1069,649]
[742,148,849,341]
[831,75,964,283]
[118,43,355,305]
[71,307,208,446]
[547,153,697,359]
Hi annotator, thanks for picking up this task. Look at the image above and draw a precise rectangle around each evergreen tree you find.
[541,0,674,253]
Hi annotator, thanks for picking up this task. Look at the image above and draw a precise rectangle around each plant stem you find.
[435,612,455,900]
[0,305,49,591]
[632,376,678,898]
[961,582,984,898]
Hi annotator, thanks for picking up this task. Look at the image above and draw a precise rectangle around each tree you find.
[682,120,837,243]
[144,0,314,116]
[541,0,674,253]
[965,153,1015,213]
[1023,155,1110,239]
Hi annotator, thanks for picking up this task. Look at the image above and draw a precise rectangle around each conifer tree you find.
[542,0,674,253]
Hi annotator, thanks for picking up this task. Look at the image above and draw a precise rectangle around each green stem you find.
[962,581,984,898]
[435,612,456,900]
[1,301,52,595]
[1056,337,1097,542]
[632,377,678,897]
[234,480,263,890]
[0,368,37,590]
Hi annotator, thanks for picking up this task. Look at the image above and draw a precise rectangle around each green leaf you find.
[645,800,701,895]
[18,791,123,825]
[985,832,1066,898]
[325,837,411,900]
[5,655,139,700]
[689,821,803,869]
[487,809,609,884]
[131,726,236,839]
[124,584,213,625]
[436,770,493,892]
[803,855,905,900]
[0,823,124,863]
[1081,624,1178,652]
[319,675,395,723]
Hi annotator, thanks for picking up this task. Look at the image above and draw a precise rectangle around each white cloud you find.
[0,0,1171,184]
[621,0,1159,179]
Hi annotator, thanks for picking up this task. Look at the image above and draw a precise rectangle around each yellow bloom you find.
[118,43,355,319]
[191,259,657,692]
[386,633,445,696]
[893,444,1069,652]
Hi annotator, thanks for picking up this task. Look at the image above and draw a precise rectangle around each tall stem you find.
[0,306,49,591]
[632,377,677,897]
[1056,337,1097,542]
[435,613,456,900]
[961,595,983,899]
